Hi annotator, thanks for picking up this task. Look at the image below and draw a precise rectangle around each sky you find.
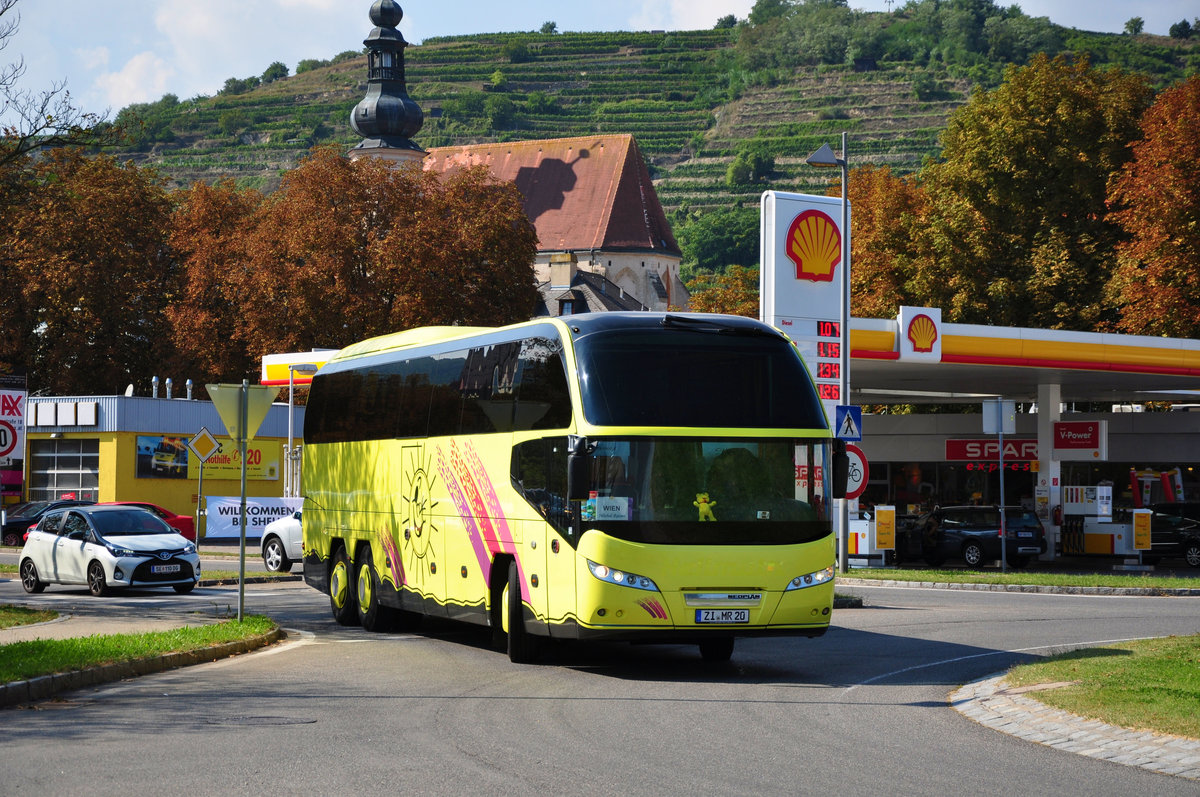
[2,0,1196,126]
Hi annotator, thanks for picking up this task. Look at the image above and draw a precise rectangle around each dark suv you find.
[2,499,96,546]
[914,505,1047,568]
[1146,504,1200,567]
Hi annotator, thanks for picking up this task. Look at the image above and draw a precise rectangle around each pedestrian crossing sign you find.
[835,405,862,441]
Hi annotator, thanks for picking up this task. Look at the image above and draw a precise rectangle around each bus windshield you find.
[572,324,827,429]
[513,436,834,546]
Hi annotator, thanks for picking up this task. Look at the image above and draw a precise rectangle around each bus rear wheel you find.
[329,547,359,626]
[356,556,397,632]
[504,559,539,664]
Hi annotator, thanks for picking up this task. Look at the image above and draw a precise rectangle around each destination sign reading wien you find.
[759,190,849,422]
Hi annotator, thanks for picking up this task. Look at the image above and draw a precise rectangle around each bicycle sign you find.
[844,443,869,500]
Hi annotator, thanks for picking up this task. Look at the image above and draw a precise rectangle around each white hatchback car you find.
[260,510,302,572]
[20,505,201,596]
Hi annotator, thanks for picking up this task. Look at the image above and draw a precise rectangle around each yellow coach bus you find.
[301,312,844,662]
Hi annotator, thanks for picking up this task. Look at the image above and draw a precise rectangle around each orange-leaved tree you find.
[1106,75,1200,337]
[166,178,263,386]
[686,265,760,318]
[11,149,174,394]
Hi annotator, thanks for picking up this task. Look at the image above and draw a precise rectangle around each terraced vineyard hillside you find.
[119,29,969,213]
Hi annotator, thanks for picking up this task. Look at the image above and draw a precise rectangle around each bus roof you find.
[325,313,788,364]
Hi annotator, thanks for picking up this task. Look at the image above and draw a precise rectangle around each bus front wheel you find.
[504,559,539,664]
[329,547,359,626]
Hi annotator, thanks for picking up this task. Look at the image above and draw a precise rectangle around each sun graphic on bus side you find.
[401,449,440,589]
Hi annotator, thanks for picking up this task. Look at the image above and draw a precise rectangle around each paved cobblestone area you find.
[951,675,1200,781]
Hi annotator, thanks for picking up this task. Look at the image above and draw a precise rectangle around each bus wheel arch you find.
[329,543,359,626]
[503,558,540,663]
[489,554,513,650]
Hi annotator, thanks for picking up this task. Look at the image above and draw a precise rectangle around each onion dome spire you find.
[349,0,424,162]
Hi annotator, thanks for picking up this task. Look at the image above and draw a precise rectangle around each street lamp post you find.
[806,132,851,573]
[285,364,319,498]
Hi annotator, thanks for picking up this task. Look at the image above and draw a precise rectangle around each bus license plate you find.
[152,564,181,574]
[696,609,749,624]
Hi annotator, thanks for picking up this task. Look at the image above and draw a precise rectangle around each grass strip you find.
[0,605,57,629]
[0,615,276,684]
[837,568,1200,590]
[1006,634,1200,739]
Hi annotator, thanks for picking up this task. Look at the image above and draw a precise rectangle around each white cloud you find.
[94,52,175,109]
[75,46,111,71]
[662,0,754,29]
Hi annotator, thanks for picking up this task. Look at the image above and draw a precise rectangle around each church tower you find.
[348,0,424,164]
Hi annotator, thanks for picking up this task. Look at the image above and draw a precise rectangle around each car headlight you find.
[106,544,136,557]
[182,542,197,554]
[786,566,835,591]
[587,560,659,592]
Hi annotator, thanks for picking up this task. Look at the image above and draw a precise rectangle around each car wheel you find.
[1185,542,1200,568]
[504,559,539,663]
[329,547,358,626]
[355,554,396,632]
[962,541,985,568]
[699,636,735,662]
[87,561,109,597]
[20,559,46,594]
[173,582,196,594]
[262,537,292,573]
[2,531,18,547]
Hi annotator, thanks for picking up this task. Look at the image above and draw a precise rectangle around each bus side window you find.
[514,337,572,431]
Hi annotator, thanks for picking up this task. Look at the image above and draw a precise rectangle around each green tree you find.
[674,206,759,275]
[1169,19,1193,39]
[1124,17,1144,35]
[1106,76,1200,337]
[261,61,289,83]
[540,21,557,34]
[503,41,532,63]
[715,14,737,30]
[914,54,1152,329]
[484,94,515,129]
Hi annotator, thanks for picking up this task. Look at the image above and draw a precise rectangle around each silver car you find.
[20,505,200,596]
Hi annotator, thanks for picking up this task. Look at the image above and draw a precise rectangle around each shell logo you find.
[907,313,938,353]
[785,209,841,283]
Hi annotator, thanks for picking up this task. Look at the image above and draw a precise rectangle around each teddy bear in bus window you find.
[694,492,717,522]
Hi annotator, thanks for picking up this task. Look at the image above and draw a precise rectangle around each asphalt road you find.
[1,578,1198,796]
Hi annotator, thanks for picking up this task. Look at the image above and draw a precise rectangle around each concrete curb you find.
[0,627,286,709]
[951,674,1200,781]
[838,578,1200,597]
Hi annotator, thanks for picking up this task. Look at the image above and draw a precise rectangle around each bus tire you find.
[356,555,396,632]
[504,559,539,664]
[329,546,359,626]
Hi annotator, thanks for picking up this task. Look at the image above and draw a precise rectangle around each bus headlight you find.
[587,560,659,592]
[786,566,834,591]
